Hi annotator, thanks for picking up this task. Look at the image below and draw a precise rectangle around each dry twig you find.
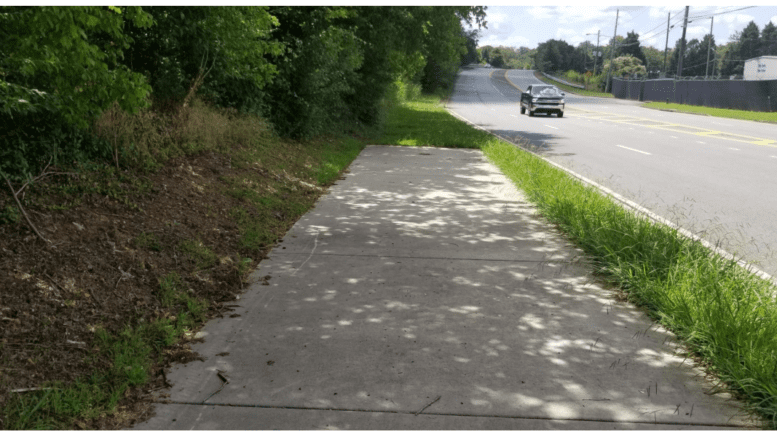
[2,172,51,244]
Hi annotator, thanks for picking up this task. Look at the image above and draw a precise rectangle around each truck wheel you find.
[558,111,564,118]
[520,106,525,114]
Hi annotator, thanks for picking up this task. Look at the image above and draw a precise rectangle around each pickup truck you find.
[520,84,565,117]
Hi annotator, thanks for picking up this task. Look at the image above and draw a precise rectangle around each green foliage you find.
[603,54,646,78]
[178,239,218,270]
[0,6,153,127]
[534,39,577,73]
[0,6,152,181]
[1,205,21,224]
[618,31,647,66]
[121,6,282,113]
[719,21,763,76]
[133,231,162,252]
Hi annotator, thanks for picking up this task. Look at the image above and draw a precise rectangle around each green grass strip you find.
[383,94,777,429]
[642,102,777,123]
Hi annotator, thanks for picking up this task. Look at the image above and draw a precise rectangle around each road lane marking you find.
[567,108,776,147]
[670,136,679,139]
[697,141,706,144]
[544,125,558,130]
[729,148,740,151]
[510,114,517,117]
[616,145,651,155]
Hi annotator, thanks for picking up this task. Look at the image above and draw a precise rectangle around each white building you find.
[744,56,777,81]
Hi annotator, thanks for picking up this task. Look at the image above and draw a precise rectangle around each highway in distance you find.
[447,66,777,278]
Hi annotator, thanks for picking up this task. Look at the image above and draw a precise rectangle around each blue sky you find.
[475,4,777,50]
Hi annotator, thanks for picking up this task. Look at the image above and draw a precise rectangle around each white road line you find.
[729,148,740,151]
[616,145,652,155]
[510,114,517,118]
[670,136,679,139]
[697,141,706,144]
[544,125,559,130]
[771,156,777,159]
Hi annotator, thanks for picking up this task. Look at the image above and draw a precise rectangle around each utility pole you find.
[705,16,714,79]
[677,6,689,78]
[663,12,671,76]
[594,30,601,75]
[605,9,619,93]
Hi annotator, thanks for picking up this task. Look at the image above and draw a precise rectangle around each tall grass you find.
[385,95,777,428]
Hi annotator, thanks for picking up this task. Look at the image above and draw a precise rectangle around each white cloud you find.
[686,25,709,39]
[527,6,554,21]
[488,12,507,30]
[556,6,613,25]
[771,15,777,25]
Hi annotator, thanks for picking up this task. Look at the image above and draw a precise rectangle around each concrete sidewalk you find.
[133,145,756,430]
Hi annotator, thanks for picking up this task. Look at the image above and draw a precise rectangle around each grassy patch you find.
[178,239,218,270]
[534,71,614,98]
[642,102,777,123]
[379,95,490,148]
[383,93,777,428]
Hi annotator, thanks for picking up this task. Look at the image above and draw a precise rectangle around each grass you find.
[382,94,777,428]
[534,71,614,98]
[379,95,490,148]
[642,101,777,123]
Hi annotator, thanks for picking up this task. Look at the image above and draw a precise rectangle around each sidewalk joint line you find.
[160,400,749,428]
[274,252,579,263]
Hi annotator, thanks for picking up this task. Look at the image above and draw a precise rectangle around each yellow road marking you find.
[502,70,523,93]
[490,70,776,148]
[568,109,776,147]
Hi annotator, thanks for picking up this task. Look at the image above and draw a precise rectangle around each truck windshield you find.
[531,86,562,96]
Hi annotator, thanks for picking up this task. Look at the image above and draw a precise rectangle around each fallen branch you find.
[2,172,51,244]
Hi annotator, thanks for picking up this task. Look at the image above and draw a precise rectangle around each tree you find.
[534,39,576,72]
[461,28,480,65]
[641,46,664,75]
[619,31,647,65]
[121,7,282,113]
[720,21,761,76]
[761,21,777,56]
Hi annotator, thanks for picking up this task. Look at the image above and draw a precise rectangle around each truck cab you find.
[520,85,566,117]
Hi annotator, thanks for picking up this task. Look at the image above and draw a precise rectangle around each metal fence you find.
[611,77,777,112]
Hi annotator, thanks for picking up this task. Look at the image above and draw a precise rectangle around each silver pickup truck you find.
[520,84,565,117]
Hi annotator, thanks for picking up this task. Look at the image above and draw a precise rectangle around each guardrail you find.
[540,72,586,89]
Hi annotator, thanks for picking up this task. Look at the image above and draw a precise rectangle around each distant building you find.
[744,56,777,81]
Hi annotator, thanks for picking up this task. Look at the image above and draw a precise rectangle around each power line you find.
[688,6,756,21]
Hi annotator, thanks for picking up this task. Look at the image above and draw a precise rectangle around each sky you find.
[475,4,777,51]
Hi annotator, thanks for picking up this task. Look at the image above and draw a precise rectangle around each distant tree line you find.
[480,19,777,83]
[0,6,486,180]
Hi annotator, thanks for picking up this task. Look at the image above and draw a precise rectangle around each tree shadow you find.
[150,146,750,429]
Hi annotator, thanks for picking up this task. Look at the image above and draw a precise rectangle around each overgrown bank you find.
[0,96,369,429]
[383,95,777,428]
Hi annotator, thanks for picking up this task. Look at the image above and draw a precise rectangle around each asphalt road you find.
[447,66,777,278]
